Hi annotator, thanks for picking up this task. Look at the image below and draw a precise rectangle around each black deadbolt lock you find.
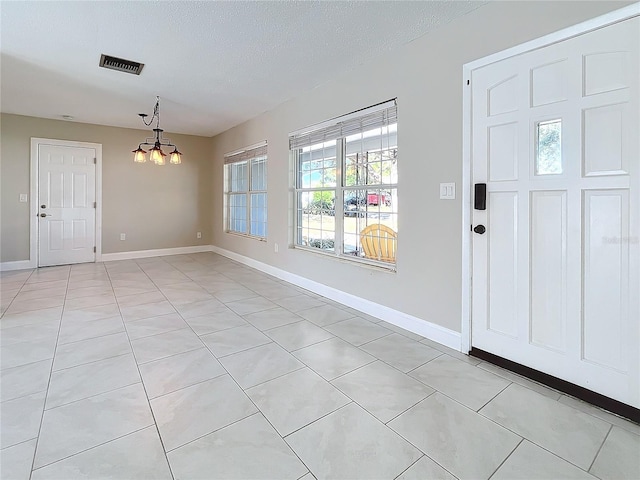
[473,225,486,234]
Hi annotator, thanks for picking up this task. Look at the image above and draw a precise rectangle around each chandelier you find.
[132,96,182,165]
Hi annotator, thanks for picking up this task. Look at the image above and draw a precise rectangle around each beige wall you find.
[0,114,212,262]
[210,1,630,333]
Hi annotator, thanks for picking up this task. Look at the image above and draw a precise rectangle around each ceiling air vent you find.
[99,54,144,75]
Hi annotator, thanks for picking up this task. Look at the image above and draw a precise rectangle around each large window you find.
[224,142,267,239]
[291,101,398,267]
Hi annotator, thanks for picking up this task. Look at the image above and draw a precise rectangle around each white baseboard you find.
[0,259,35,272]
[210,245,462,351]
[101,245,214,262]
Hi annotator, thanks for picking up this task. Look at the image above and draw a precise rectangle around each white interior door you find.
[38,144,97,267]
[471,18,639,408]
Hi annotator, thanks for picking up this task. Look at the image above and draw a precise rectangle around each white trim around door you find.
[461,2,640,353]
[30,138,103,268]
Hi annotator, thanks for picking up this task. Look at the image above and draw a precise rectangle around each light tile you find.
[160,284,213,305]
[125,313,188,340]
[409,355,510,410]
[64,285,113,299]
[590,426,640,480]
[389,392,521,480]
[220,342,304,389]
[480,383,611,469]
[67,279,111,290]
[273,294,326,312]
[168,413,307,480]
[57,316,124,344]
[360,333,442,373]
[139,347,225,398]
[200,324,271,357]
[332,361,434,423]
[130,328,203,364]
[0,439,37,480]
[396,456,456,480]
[47,354,140,409]
[5,296,64,315]
[0,359,52,402]
[14,287,66,303]
[492,440,597,480]
[252,284,302,301]
[287,403,422,480]
[115,289,164,305]
[174,298,228,318]
[246,368,350,436]
[53,332,131,371]
[31,426,172,480]
[0,391,46,449]
[184,309,247,335]
[62,303,120,322]
[558,394,640,436]
[1,338,57,370]
[293,338,376,380]
[0,306,62,330]
[265,320,334,351]
[419,338,482,365]
[244,307,303,331]
[0,320,60,346]
[151,375,257,451]
[477,361,562,399]
[34,384,153,468]
[376,321,424,340]
[63,293,116,311]
[296,304,355,327]
[226,296,278,316]
[323,317,391,346]
[211,286,259,303]
[120,300,176,322]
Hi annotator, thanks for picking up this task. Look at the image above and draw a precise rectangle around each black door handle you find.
[474,225,486,234]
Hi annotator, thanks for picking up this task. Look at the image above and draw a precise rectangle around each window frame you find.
[224,141,268,240]
[290,101,398,269]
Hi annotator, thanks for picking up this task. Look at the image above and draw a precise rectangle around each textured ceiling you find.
[1,1,485,137]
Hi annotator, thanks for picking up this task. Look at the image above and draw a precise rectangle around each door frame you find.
[461,3,640,353]
[30,138,103,268]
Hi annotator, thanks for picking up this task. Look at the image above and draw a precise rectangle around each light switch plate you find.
[440,183,456,200]
[19,194,28,203]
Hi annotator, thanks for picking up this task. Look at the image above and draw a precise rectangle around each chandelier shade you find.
[133,96,182,165]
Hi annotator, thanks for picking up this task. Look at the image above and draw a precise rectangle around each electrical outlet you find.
[274,243,279,253]
[197,232,202,239]
[120,233,126,241]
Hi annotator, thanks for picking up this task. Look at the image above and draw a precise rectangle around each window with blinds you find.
[290,100,398,267]
[224,142,267,239]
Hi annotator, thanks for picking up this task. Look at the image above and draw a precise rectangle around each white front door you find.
[471,18,639,408]
[38,144,97,267]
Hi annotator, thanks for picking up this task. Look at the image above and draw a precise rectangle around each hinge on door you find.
[93,246,96,253]
[93,202,97,208]
[467,79,470,85]
[93,158,97,164]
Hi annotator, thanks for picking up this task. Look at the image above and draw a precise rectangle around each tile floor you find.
[1,252,639,480]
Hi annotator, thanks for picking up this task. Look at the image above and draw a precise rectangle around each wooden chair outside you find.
[360,224,397,263]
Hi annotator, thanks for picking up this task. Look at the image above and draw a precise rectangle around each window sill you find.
[293,244,396,272]
[225,231,267,242]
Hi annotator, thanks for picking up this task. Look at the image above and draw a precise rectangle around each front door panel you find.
[471,18,639,408]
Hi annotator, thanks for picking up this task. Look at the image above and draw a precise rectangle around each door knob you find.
[39,213,51,218]
[41,204,47,209]
[473,225,486,234]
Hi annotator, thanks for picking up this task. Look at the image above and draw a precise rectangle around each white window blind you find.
[224,142,268,164]
[289,100,397,150]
